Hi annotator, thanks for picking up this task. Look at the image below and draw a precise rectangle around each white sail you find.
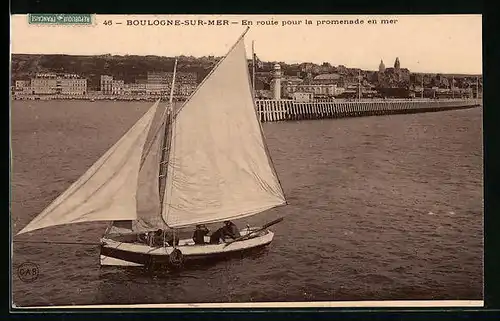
[109,103,168,234]
[162,36,286,228]
[133,113,167,231]
[17,99,161,235]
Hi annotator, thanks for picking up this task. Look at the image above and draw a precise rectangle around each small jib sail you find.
[17,99,161,235]
[16,27,286,236]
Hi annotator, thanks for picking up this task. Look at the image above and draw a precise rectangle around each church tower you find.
[379,60,386,73]
[394,57,401,82]
[394,57,400,71]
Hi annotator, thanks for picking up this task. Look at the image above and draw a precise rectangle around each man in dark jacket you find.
[209,221,241,244]
[192,224,210,245]
[221,220,241,239]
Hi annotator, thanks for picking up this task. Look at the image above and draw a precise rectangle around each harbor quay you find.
[10,93,184,102]
[11,94,481,123]
[255,98,482,122]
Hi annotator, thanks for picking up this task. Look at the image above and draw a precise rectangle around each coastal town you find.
[11,54,482,102]
[12,71,199,101]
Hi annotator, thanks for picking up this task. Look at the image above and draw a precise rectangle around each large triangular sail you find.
[162,31,286,228]
[17,99,162,235]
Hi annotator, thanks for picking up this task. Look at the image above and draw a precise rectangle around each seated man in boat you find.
[221,220,241,240]
[209,228,224,244]
[192,224,210,245]
[149,229,179,247]
[152,229,164,246]
[209,221,241,244]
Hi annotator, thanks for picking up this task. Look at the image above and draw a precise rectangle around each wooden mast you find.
[157,58,178,247]
[252,40,256,98]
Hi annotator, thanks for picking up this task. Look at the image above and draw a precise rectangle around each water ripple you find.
[11,101,483,306]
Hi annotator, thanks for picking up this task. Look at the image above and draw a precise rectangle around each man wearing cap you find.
[192,224,210,245]
[221,220,241,240]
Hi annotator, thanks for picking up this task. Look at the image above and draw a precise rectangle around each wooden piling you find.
[254,99,480,123]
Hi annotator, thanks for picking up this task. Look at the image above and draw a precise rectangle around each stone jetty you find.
[254,99,482,122]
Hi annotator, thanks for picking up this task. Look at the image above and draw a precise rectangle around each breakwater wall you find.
[255,99,482,122]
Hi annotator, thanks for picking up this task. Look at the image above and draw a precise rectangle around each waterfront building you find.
[176,83,197,97]
[146,71,197,97]
[58,74,87,95]
[312,73,342,86]
[29,73,87,95]
[112,80,125,95]
[147,71,168,84]
[100,75,113,94]
[291,92,314,102]
[146,72,169,96]
[123,83,147,96]
[31,73,57,94]
[146,83,168,96]
[280,76,302,97]
[15,80,30,90]
[285,83,344,97]
[13,80,32,96]
[148,71,197,86]
[172,72,198,87]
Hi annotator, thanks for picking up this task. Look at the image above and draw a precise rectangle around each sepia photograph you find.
[10,14,483,308]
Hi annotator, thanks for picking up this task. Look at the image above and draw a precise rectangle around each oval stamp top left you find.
[28,14,95,25]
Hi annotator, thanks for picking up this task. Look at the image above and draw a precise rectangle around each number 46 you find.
[103,20,112,25]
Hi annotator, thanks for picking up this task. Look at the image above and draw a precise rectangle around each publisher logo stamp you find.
[17,262,39,283]
[28,14,93,25]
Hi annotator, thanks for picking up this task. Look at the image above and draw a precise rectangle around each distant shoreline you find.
[11,95,480,103]
[11,95,187,102]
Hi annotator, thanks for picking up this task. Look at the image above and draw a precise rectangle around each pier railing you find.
[254,99,482,122]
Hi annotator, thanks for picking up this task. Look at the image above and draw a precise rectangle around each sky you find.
[10,14,482,74]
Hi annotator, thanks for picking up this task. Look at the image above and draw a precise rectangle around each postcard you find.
[10,14,483,309]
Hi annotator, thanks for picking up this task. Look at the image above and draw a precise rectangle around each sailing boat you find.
[16,28,287,269]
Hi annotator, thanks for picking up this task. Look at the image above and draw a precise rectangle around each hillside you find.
[11,54,482,90]
[11,54,222,90]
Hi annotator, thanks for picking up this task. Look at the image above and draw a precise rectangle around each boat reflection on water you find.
[93,245,272,305]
